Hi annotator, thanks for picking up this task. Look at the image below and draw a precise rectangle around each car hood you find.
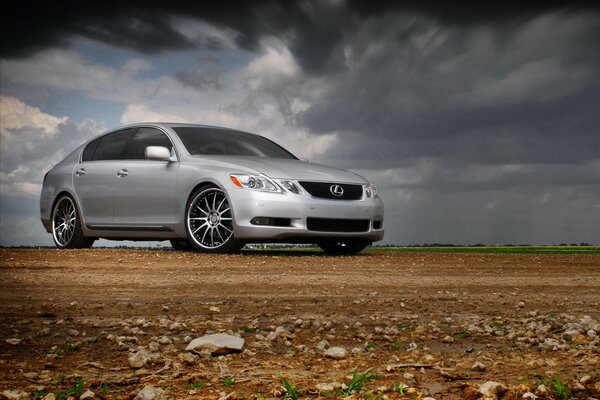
[189,156,368,183]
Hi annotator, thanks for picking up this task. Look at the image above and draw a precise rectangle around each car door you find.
[113,127,179,226]
[73,129,133,226]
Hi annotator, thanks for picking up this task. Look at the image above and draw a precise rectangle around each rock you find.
[563,329,580,341]
[471,361,487,371]
[23,372,38,380]
[423,398,437,400]
[541,338,561,350]
[185,333,244,356]
[572,383,585,391]
[324,347,347,359]
[68,329,79,336]
[43,394,55,400]
[169,322,185,332]
[209,306,220,312]
[157,336,172,345]
[442,335,454,343]
[479,381,508,399]
[5,338,22,345]
[403,372,415,380]
[266,326,293,342]
[315,382,338,391]
[517,301,526,308]
[128,348,151,369]
[536,384,547,395]
[316,340,330,351]
[522,392,537,399]
[134,385,166,400]
[579,375,592,384]
[1,390,31,399]
[79,389,95,399]
[177,352,199,365]
[148,342,160,352]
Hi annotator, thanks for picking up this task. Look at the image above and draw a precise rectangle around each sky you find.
[1,1,599,246]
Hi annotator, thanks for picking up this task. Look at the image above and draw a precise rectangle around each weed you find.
[55,379,85,400]
[389,382,407,394]
[553,375,569,400]
[457,328,470,338]
[399,323,411,332]
[223,376,236,387]
[364,341,376,351]
[188,380,205,390]
[101,382,109,397]
[489,322,504,331]
[335,369,377,396]
[281,379,300,400]
[64,342,79,352]
[242,325,255,333]
[389,341,404,351]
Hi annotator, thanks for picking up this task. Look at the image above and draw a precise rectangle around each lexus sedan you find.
[40,123,384,254]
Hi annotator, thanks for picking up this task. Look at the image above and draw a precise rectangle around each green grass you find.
[222,376,236,387]
[368,245,600,254]
[335,369,377,396]
[281,379,300,400]
[188,380,205,390]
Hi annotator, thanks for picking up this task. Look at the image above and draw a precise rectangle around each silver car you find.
[40,123,384,254]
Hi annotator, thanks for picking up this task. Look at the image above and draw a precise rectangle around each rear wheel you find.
[52,195,95,249]
[185,186,244,253]
[318,239,369,255]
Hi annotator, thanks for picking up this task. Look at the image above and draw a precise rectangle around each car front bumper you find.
[227,187,384,242]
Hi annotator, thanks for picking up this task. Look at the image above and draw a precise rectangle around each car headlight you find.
[365,183,378,198]
[230,174,282,193]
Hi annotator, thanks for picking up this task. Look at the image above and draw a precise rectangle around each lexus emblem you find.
[330,184,344,197]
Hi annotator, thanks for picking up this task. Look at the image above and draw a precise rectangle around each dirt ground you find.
[0,248,599,399]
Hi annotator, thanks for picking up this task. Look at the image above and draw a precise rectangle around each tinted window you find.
[92,129,133,161]
[82,137,101,161]
[173,127,297,159]
[125,128,172,159]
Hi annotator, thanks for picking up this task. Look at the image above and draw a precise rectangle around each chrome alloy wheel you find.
[52,196,76,247]
[187,188,234,249]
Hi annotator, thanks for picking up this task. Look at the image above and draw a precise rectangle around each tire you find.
[185,185,244,253]
[170,239,193,251]
[51,195,95,249]
[317,239,369,255]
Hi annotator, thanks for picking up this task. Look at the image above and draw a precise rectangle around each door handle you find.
[75,168,86,176]
[116,169,128,178]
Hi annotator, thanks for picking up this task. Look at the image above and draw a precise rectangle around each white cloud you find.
[0,96,66,133]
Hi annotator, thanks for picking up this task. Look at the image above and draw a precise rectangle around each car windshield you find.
[172,127,297,159]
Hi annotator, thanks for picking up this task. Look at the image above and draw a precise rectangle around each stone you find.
[562,329,580,341]
[79,389,95,399]
[43,394,55,400]
[324,347,347,359]
[5,338,22,345]
[522,393,537,399]
[157,336,172,345]
[134,385,166,400]
[177,352,199,365]
[1,390,31,400]
[169,322,185,332]
[471,361,487,371]
[442,335,454,343]
[316,340,330,351]
[579,375,592,384]
[479,381,508,399]
[517,301,526,308]
[128,348,151,369]
[185,333,244,356]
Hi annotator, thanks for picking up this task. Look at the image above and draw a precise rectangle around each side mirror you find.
[145,146,174,161]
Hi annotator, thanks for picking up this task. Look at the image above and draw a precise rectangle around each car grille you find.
[307,218,370,232]
[298,181,363,200]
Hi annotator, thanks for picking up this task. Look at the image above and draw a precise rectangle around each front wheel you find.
[318,239,369,255]
[51,195,95,249]
[185,186,244,253]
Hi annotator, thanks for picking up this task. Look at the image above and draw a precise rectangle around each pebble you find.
[324,346,347,359]
[177,352,199,365]
[1,389,30,399]
[316,340,330,351]
[185,333,244,356]
[441,335,454,343]
[471,361,487,371]
[479,381,508,398]
[134,385,166,400]
[128,348,151,369]
[5,338,22,345]
[79,389,95,399]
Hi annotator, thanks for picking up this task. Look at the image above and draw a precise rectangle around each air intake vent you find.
[298,181,363,200]
[307,218,370,232]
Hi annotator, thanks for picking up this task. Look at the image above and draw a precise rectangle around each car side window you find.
[92,129,133,161]
[125,127,173,159]
[81,137,102,162]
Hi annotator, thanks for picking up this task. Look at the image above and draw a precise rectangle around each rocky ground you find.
[0,248,599,400]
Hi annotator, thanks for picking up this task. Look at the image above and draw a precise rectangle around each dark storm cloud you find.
[2,1,598,72]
